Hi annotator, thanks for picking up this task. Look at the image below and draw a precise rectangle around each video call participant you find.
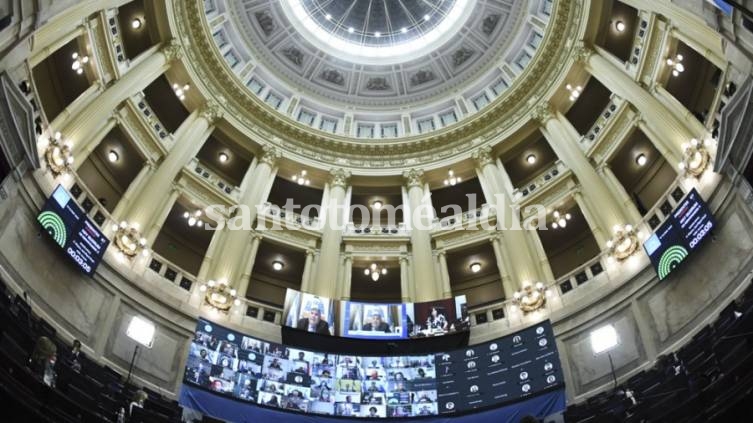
[296,303,330,335]
[426,307,448,331]
[362,310,391,332]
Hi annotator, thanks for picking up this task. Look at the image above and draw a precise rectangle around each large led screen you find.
[182,318,564,418]
[37,185,110,276]
[643,188,715,280]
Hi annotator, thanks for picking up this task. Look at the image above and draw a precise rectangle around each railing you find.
[626,13,652,74]
[68,176,116,231]
[20,67,47,135]
[103,9,127,72]
[580,95,624,150]
[433,203,494,231]
[144,252,197,292]
[187,157,241,201]
[238,298,284,325]
[259,202,320,230]
[344,222,409,236]
[512,161,568,201]
[132,92,172,143]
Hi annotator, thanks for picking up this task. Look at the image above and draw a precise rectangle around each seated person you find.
[426,307,448,331]
[28,336,57,387]
[296,303,330,335]
[366,406,379,418]
[363,310,391,333]
[66,339,85,372]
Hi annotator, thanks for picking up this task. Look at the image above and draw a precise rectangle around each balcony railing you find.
[580,95,624,151]
[259,202,320,230]
[512,161,568,201]
[145,252,197,292]
[132,92,172,143]
[433,203,494,231]
[68,176,115,231]
[344,222,409,236]
[187,157,241,201]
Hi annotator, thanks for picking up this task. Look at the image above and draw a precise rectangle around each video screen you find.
[282,289,469,340]
[183,319,564,418]
[282,291,337,336]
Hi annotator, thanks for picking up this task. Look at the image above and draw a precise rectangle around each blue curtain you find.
[180,384,566,423]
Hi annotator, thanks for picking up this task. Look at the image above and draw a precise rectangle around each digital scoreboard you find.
[643,188,715,280]
[37,185,110,276]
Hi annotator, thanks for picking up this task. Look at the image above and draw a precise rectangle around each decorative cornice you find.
[572,41,594,64]
[260,145,282,167]
[172,0,585,168]
[403,168,425,188]
[199,100,223,124]
[530,102,555,124]
[329,168,351,188]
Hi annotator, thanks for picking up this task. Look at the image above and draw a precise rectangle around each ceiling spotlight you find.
[470,263,482,273]
[615,21,625,32]
[424,14,431,21]
[374,31,381,38]
[108,150,119,163]
[372,200,383,210]
[131,18,143,29]
[401,27,408,34]
[443,169,461,186]
[292,170,310,185]
[526,154,537,165]
[325,13,332,21]
[272,261,284,271]
[173,83,190,100]
[636,154,647,167]
[218,152,229,163]
[348,27,355,33]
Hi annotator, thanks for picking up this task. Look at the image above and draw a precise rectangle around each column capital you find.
[260,145,282,167]
[436,249,447,258]
[305,249,316,257]
[199,100,224,124]
[573,41,594,64]
[342,253,353,263]
[531,102,555,124]
[403,168,425,188]
[471,145,495,168]
[250,231,264,241]
[399,253,410,263]
[329,168,351,188]
[162,39,183,63]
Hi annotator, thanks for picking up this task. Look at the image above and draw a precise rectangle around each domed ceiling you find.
[210,0,541,115]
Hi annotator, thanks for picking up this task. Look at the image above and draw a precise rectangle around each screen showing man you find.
[363,308,391,332]
[284,290,336,335]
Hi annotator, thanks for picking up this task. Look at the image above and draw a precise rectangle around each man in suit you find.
[363,310,391,333]
[296,304,330,335]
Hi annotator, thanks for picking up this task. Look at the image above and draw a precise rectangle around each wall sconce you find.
[292,170,310,185]
[111,221,148,258]
[71,52,89,75]
[606,224,639,262]
[550,210,571,229]
[666,54,685,77]
[45,132,74,175]
[199,279,240,312]
[565,84,582,101]
[364,263,387,282]
[678,138,710,177]
[173,83,190,100]
[512,282,550,313]
[443,169,461,186]
[183,210,204,228]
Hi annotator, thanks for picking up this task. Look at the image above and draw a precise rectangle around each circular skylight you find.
[280,0,475,65]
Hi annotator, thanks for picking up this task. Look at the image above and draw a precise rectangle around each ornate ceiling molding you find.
[171,0,585,171]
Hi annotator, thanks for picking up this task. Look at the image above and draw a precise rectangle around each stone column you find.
[573,191,608,247]
[437,251,452,299]
[400,255,412,302]
[472,146,546,284]
[300,249,316,293]
[532,104,627,246]
[63,41,182,158]
[121,101,222,240]
[312,169,351,298]
[207,147,280,285]
[237,234,263,298]
[489,235,516,300]
[575,43,693,161]
[340,254,353,300]
[110,161,154,221]
[598,163,643,224]
[403,169,439,302]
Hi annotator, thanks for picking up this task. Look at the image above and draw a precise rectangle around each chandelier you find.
[111,221,148,258]
[606,224,639,262]
[364,263,387,282]
[71,52,89,75]
[565,84,582,101]
[183,210,204,228]
[44,132,74,175]
[172,83,190,100]
[512,282,550,313]
[678,138,710,177]
[550,210,571,229]
[666,54,685,77]
[199,279,240,312]
[443,169,461,186]
[292,170,310,185]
